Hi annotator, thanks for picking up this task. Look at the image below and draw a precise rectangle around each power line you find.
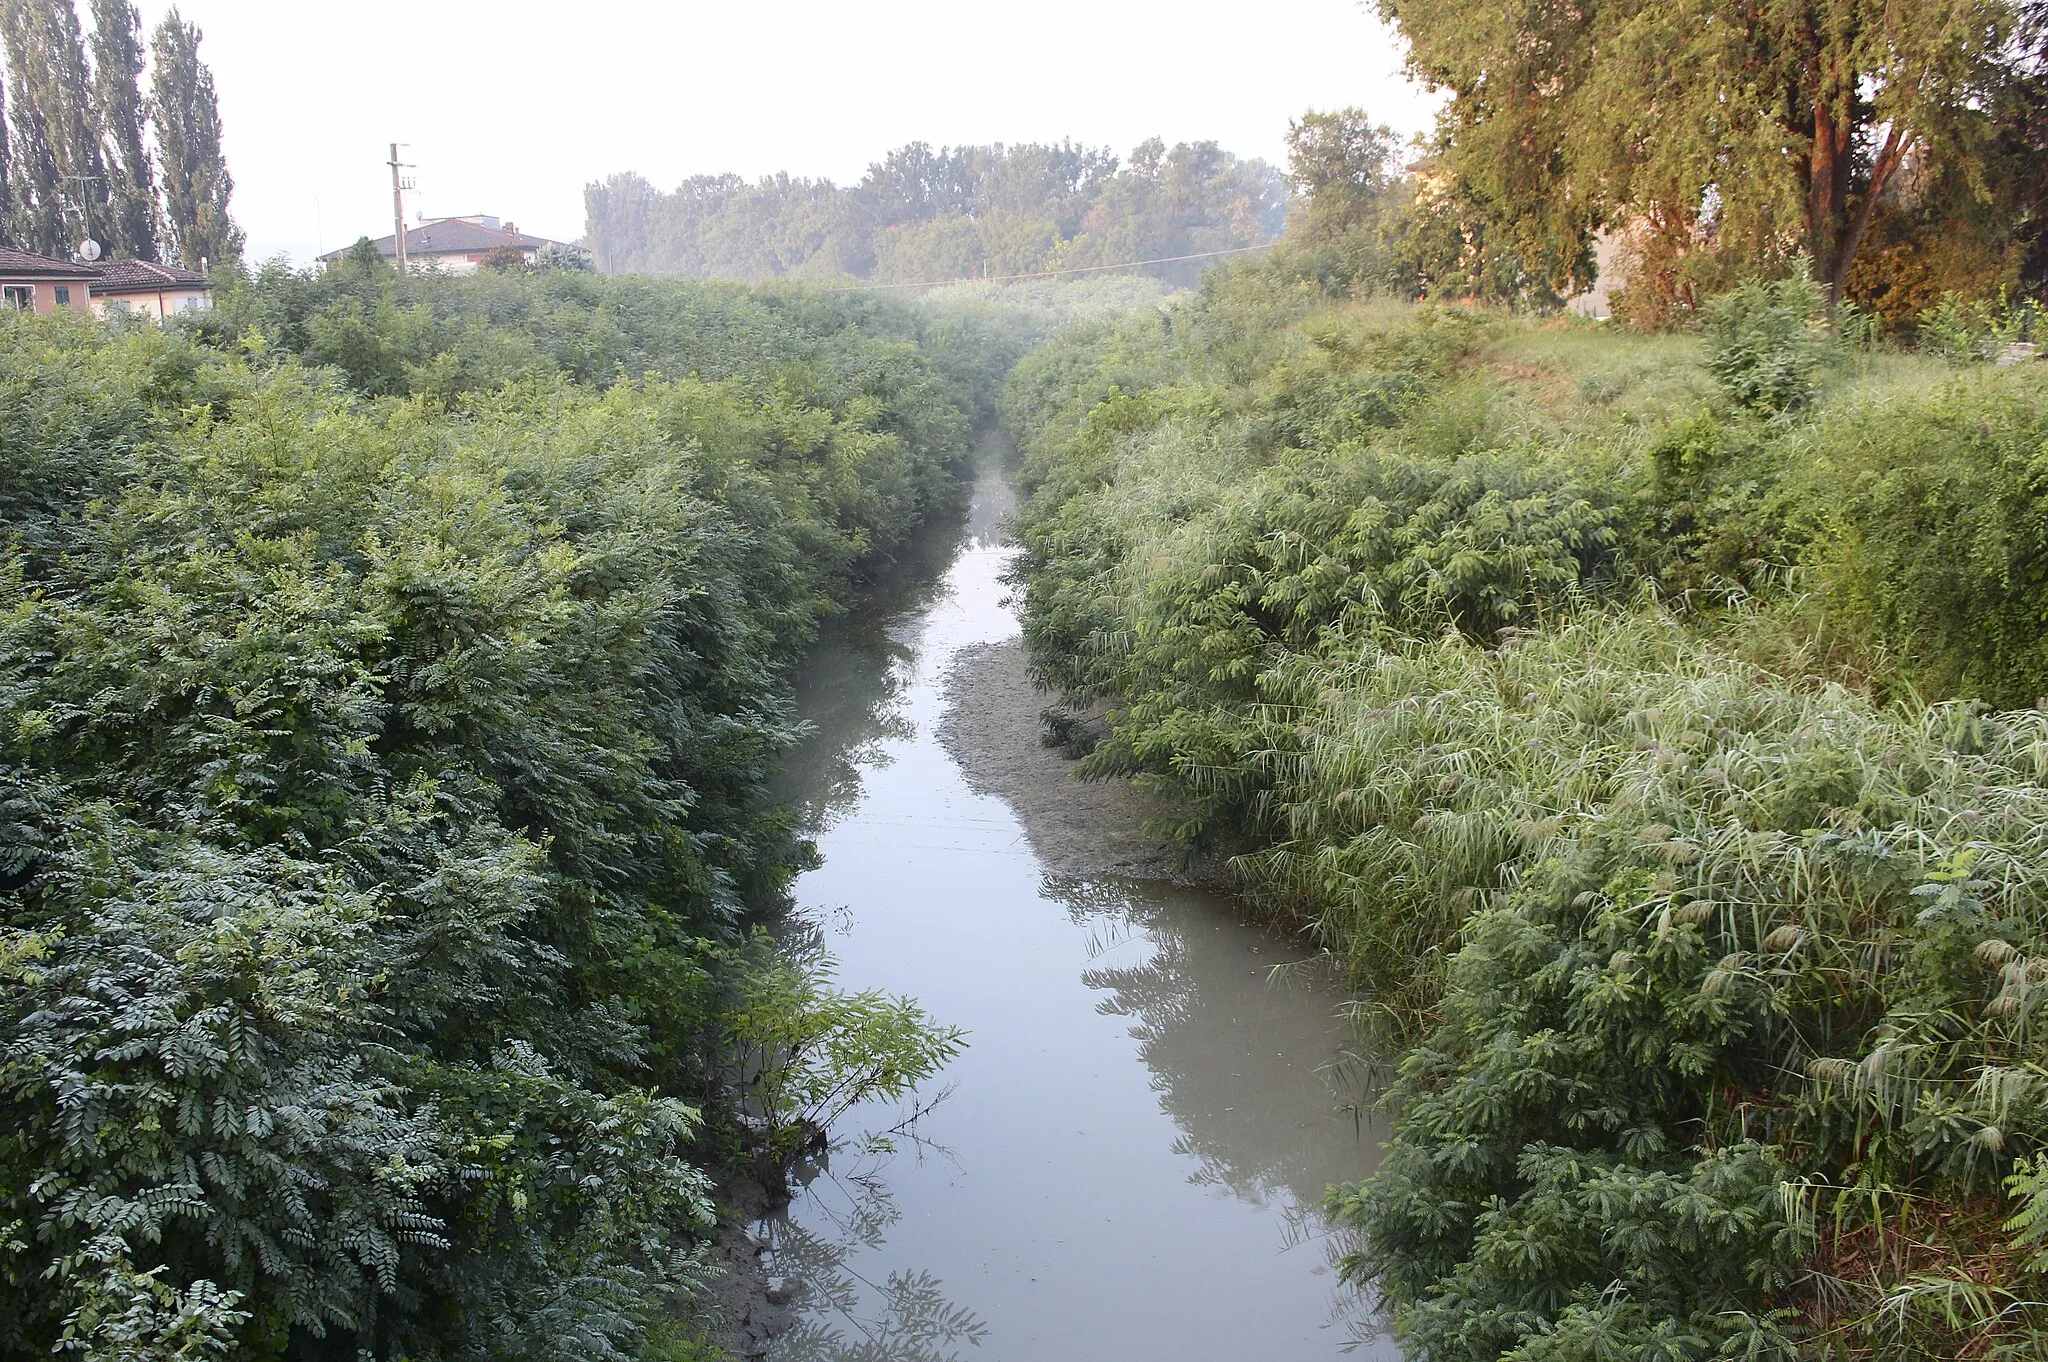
[819,242,1275,293]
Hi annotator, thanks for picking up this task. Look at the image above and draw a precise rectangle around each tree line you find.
[584,137,1287,288]
[0,0,240,269]
[1282,0,2048,328]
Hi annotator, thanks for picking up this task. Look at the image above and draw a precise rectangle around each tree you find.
[88,0,156,259]
[1378,0,2020,306]
[2007,0,2048,293]
[0,69,12,243]
[1285,108,1402,244]
[1,34,63,254]
[477,242,527,272]
[149,9,239,268]
[583,169,656,274]
[2,0,111,257]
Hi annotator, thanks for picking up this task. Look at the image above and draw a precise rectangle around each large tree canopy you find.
[148,8,240,268]
[1380,0,2018,303]
[1,0,110,258]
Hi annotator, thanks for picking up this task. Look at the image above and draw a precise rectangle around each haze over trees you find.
[584,137,1288,286]
[0,0,238,265]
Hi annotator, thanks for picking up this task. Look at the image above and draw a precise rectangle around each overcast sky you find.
[127,0,1436,265]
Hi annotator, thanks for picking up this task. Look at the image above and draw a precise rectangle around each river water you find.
[764,452,1393,1361]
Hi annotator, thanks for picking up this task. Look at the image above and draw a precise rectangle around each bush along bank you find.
[1003,263,2048,1357]
[0,272,988,1361]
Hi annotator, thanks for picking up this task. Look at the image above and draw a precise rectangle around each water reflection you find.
[768,1154,989,1362]
[1050,874,1386,1342]
[773,505,966,834]
[1051,875,1377,1212]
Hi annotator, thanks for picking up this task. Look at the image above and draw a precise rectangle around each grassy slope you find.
[1004,279,2048,1359]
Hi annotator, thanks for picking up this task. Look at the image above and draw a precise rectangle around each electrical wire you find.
[819,242,1275,292]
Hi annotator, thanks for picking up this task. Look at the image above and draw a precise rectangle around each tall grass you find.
[1252,607,2048,1351]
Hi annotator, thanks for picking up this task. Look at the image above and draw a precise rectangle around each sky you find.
[127,0,1438,266]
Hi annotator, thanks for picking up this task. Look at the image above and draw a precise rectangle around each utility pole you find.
[387,143,415,273]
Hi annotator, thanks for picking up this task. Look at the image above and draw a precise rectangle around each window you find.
[107,298,132,313]
[53,286,69,305]
[2,284,32,310]
[179,295,206,312]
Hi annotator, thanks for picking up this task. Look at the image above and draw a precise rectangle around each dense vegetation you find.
[0,261,999,1358]
[1280,0,2048,329]
[584,138,1286,288]
[1002,261,2048,1357]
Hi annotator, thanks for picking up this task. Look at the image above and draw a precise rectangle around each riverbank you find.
[697,1171,795,1360]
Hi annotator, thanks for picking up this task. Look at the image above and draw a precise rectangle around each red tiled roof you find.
[0,246,101,278]
[90,259,209,293]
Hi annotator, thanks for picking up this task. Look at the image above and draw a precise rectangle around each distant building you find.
[91,259,213,318]
[317,215,561,274]
[0,247,102,313]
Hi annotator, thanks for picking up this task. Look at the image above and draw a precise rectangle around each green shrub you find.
[1916,289,2047,365]
[1629,409,1807,600]
[1008,300,1621,848]
[1698,274,1836,414]
[722,944,964,1163]
[1280,609,2048,1358]
[0,276,981,1359]
[1802,366,2048,707]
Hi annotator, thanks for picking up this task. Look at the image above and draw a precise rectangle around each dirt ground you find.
[695,1169,792,1360]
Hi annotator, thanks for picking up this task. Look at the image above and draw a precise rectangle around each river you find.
[762,445,1394,1361]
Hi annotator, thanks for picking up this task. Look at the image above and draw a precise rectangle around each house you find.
[0,248,213,319]
[317,215,560,274]
[0,247,102,313]
[90,259,213,318]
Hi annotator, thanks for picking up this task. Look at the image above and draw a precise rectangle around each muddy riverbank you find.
[936,638,1221,886]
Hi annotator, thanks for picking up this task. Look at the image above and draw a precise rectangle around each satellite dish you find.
[75,238,101,262]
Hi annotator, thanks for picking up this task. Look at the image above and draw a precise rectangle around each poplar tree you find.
[0,76,13,244]
[1,2,75,255]
[149,9,239,268]
[88,0,155,259]
[0,0,111,257]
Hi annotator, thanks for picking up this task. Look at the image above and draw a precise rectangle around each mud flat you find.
[935,637,1213,885]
